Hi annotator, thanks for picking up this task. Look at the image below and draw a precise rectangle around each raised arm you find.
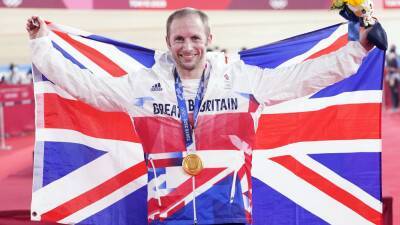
[27,16,136,113]
[247,28,374,106]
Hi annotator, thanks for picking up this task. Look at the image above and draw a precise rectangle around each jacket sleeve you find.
[30,36,137,113]
[246,41,368,106]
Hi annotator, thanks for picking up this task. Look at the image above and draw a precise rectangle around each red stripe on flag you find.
[255,103,380,149]
[135,112,256,153]
[196,113,256,150]
[44,94,140,142]
[53,30,127,77]
[137,103,379,152]
[152,158,183,168]
[271,156,382,224]
[305,33,348,61]
[41,161,147,222]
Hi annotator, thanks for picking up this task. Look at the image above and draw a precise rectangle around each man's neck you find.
[176,64,206,80]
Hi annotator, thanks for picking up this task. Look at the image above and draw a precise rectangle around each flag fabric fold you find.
[31,22,383,225]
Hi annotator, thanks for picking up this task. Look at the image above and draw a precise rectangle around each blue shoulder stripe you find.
[52,41,87,69]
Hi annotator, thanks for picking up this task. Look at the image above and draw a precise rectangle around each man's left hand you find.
[359,22,388,51]
[359,26,374,51]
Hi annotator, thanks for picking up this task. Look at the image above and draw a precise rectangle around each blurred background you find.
[0,0,399,224]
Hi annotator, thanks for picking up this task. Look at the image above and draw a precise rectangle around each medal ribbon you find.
[174,68,206,151]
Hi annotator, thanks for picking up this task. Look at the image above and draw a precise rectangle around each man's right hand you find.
[26,16,49,40]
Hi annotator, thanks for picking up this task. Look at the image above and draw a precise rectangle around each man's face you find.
[166,14,212,73]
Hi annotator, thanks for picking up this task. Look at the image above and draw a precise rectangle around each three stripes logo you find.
[151,83,163,92]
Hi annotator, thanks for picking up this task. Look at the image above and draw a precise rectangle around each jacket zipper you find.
[192,177,198,225]
[230,149,245,203]
[230,169,238,203]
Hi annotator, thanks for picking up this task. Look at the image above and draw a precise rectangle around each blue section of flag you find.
[239,24,342,69]
[195,175,246,224]
[52,41,87,69]
[348,21,360,41]
[32,64,52,82]
[79,185,148,225]
[163,175,246,225]
[42,142,106,186]
[309,152,381,200]
[86,35,156,68]
[311,48,384,98]
[253,178,329,225]
[41,75,51,82]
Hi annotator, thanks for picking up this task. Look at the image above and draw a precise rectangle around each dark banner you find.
[0,0,332,9]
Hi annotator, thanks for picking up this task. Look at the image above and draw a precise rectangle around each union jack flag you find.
[31,22,383,225]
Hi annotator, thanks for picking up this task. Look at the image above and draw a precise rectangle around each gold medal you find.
[182,154,203,176]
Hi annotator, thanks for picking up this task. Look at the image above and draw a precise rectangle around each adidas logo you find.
[151,83,163,92]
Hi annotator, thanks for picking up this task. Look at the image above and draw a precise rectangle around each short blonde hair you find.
[166,8,210,37]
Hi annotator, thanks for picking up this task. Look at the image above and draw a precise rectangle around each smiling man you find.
[166,11,212,80]
[27,8,378,225]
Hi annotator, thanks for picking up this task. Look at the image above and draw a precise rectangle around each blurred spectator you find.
[386,44,400,111]
[2,63,33,85]
[4,63,20,84]
[22,67,33,84]
[0,72,5,84]
[19,67,33,84]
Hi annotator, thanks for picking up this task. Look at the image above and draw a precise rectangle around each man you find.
[386,44,400,111]
[3,63,21,84]
[27,8,375,225]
